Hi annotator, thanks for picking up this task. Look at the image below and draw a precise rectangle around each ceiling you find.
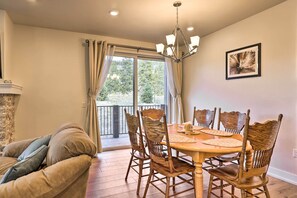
[0,0,286,43]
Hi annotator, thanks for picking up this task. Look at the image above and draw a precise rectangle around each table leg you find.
[194,161,203,198]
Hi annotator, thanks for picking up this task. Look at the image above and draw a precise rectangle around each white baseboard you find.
[268,166,297,185]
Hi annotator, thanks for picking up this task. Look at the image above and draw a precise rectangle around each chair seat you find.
[132,151,150,160]
[214,153,240,162]
[152,157,195,177]
[208,164,269,189]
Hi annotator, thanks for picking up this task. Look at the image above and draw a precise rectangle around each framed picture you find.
[226,43,261,80]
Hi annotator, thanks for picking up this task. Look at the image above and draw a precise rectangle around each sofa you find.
[0,123,96,198]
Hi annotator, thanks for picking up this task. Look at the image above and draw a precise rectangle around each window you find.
[97,55,167,150]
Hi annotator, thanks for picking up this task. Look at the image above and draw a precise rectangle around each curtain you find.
[166,58,184,124]
[86,40,115,153]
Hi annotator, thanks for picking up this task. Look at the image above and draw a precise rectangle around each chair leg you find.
[219,161,223,197]
[136,159,143,195]
[172,177,176,191]
[220,179,223,197]
[241,189,246,198]
[263,185,270,198]
[143,168,153,198]
[231,185,235,197]
[207,175,214,198]
[165,177,170,198]
[125,153,134,181]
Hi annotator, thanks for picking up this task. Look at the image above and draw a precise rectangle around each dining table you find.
[166,124,252,198]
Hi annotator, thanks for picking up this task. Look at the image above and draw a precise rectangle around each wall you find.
[0,10,14,80]
[183,0,297,182]
[11,25,155,140]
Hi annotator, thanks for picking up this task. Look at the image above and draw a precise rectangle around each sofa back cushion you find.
[17,135,51,161]
[46,123,96,166]
[2,138,36,158]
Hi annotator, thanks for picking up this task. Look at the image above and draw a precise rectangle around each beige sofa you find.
[0,123,96,198]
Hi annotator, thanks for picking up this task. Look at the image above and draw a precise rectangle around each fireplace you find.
[0,82,22,150]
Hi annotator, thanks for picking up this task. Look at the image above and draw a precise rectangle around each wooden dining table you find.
[167,124,252,198]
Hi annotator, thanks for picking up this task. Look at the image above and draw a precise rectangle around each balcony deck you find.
[101,134,131,151]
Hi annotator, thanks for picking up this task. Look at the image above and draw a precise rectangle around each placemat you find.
[202,138,242,148]
[200,129,233,137]
[163,134,196,143]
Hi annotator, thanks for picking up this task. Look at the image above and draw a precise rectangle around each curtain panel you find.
[165,58,184,124]
[86,40,115,153]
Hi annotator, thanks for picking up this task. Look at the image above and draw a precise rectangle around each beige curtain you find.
[86,40,115,153]
[166,58,184,124]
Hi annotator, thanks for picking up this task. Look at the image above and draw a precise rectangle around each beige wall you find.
[11,25,155,140]
[183,0,297,178]
[0,10,14,80]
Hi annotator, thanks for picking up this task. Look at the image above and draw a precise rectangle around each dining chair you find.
[192,107,217,129]
[141,112,195,198]
[207,114,283,198]
[177,107,217,167]
[213,108,250,167]
[124,109,150,195]
[141,108,165,120]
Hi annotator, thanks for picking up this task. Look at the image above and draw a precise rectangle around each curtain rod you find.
[85,39,156,52]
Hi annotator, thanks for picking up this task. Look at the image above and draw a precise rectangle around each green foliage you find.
[140,84,153,103]
[98,57,165,104]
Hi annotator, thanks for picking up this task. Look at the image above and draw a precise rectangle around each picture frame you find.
[226,43,261,80]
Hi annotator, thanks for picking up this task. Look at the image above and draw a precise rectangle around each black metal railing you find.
[97,104,166,138]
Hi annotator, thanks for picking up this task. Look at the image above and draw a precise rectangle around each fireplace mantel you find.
[0,82,22,150]
[0,83,22,95]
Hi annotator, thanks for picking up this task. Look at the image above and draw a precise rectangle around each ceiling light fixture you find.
[109,10,119,16]
[187,26,194,31]
[156,1,200,63]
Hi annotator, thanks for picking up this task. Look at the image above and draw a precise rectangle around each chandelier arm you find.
[179,29,191,50]
[180,51,196,60]
[169,45,179,61]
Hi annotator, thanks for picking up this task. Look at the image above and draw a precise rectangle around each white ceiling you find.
[0,0,286,43]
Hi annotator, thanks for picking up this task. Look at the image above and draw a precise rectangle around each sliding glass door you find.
[97,55,166,150]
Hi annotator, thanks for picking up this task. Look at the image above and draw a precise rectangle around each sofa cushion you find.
[0,145,49,184]
[46,124,96,166]
[0,157,18,175]
[17,135,51,161]
[2,138,36,158]
[0,155,92,198]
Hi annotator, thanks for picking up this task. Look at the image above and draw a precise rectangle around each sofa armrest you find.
[0,155,92,198]
[2,138,36,158]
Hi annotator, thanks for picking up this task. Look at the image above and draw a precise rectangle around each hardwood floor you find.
[86,149,297,198]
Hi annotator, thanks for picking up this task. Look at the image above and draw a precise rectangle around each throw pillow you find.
[0,145,48,184]
[17,135,51,161]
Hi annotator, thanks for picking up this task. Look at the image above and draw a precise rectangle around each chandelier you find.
[156,1,200,63]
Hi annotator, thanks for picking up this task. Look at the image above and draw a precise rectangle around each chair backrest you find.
[192,107,216,129]
[140,112,174,173]
[217,108,250,134]
[239,114,283,180]
[141,108,165,120]
[124,109,146,155]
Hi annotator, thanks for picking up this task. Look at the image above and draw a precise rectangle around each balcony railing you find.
[97,104,166,138]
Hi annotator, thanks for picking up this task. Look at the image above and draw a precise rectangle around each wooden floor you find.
[86,149,297,198]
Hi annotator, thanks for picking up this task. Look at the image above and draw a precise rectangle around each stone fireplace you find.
[0,83,22,150]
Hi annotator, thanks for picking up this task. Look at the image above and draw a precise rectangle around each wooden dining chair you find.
[178,107,217,167]
[141,112,195,198]
[141,108,165,120]
[192,107,217,129]
[213,108,250,167]
[207,114,283,198]
[124,109,150,195]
